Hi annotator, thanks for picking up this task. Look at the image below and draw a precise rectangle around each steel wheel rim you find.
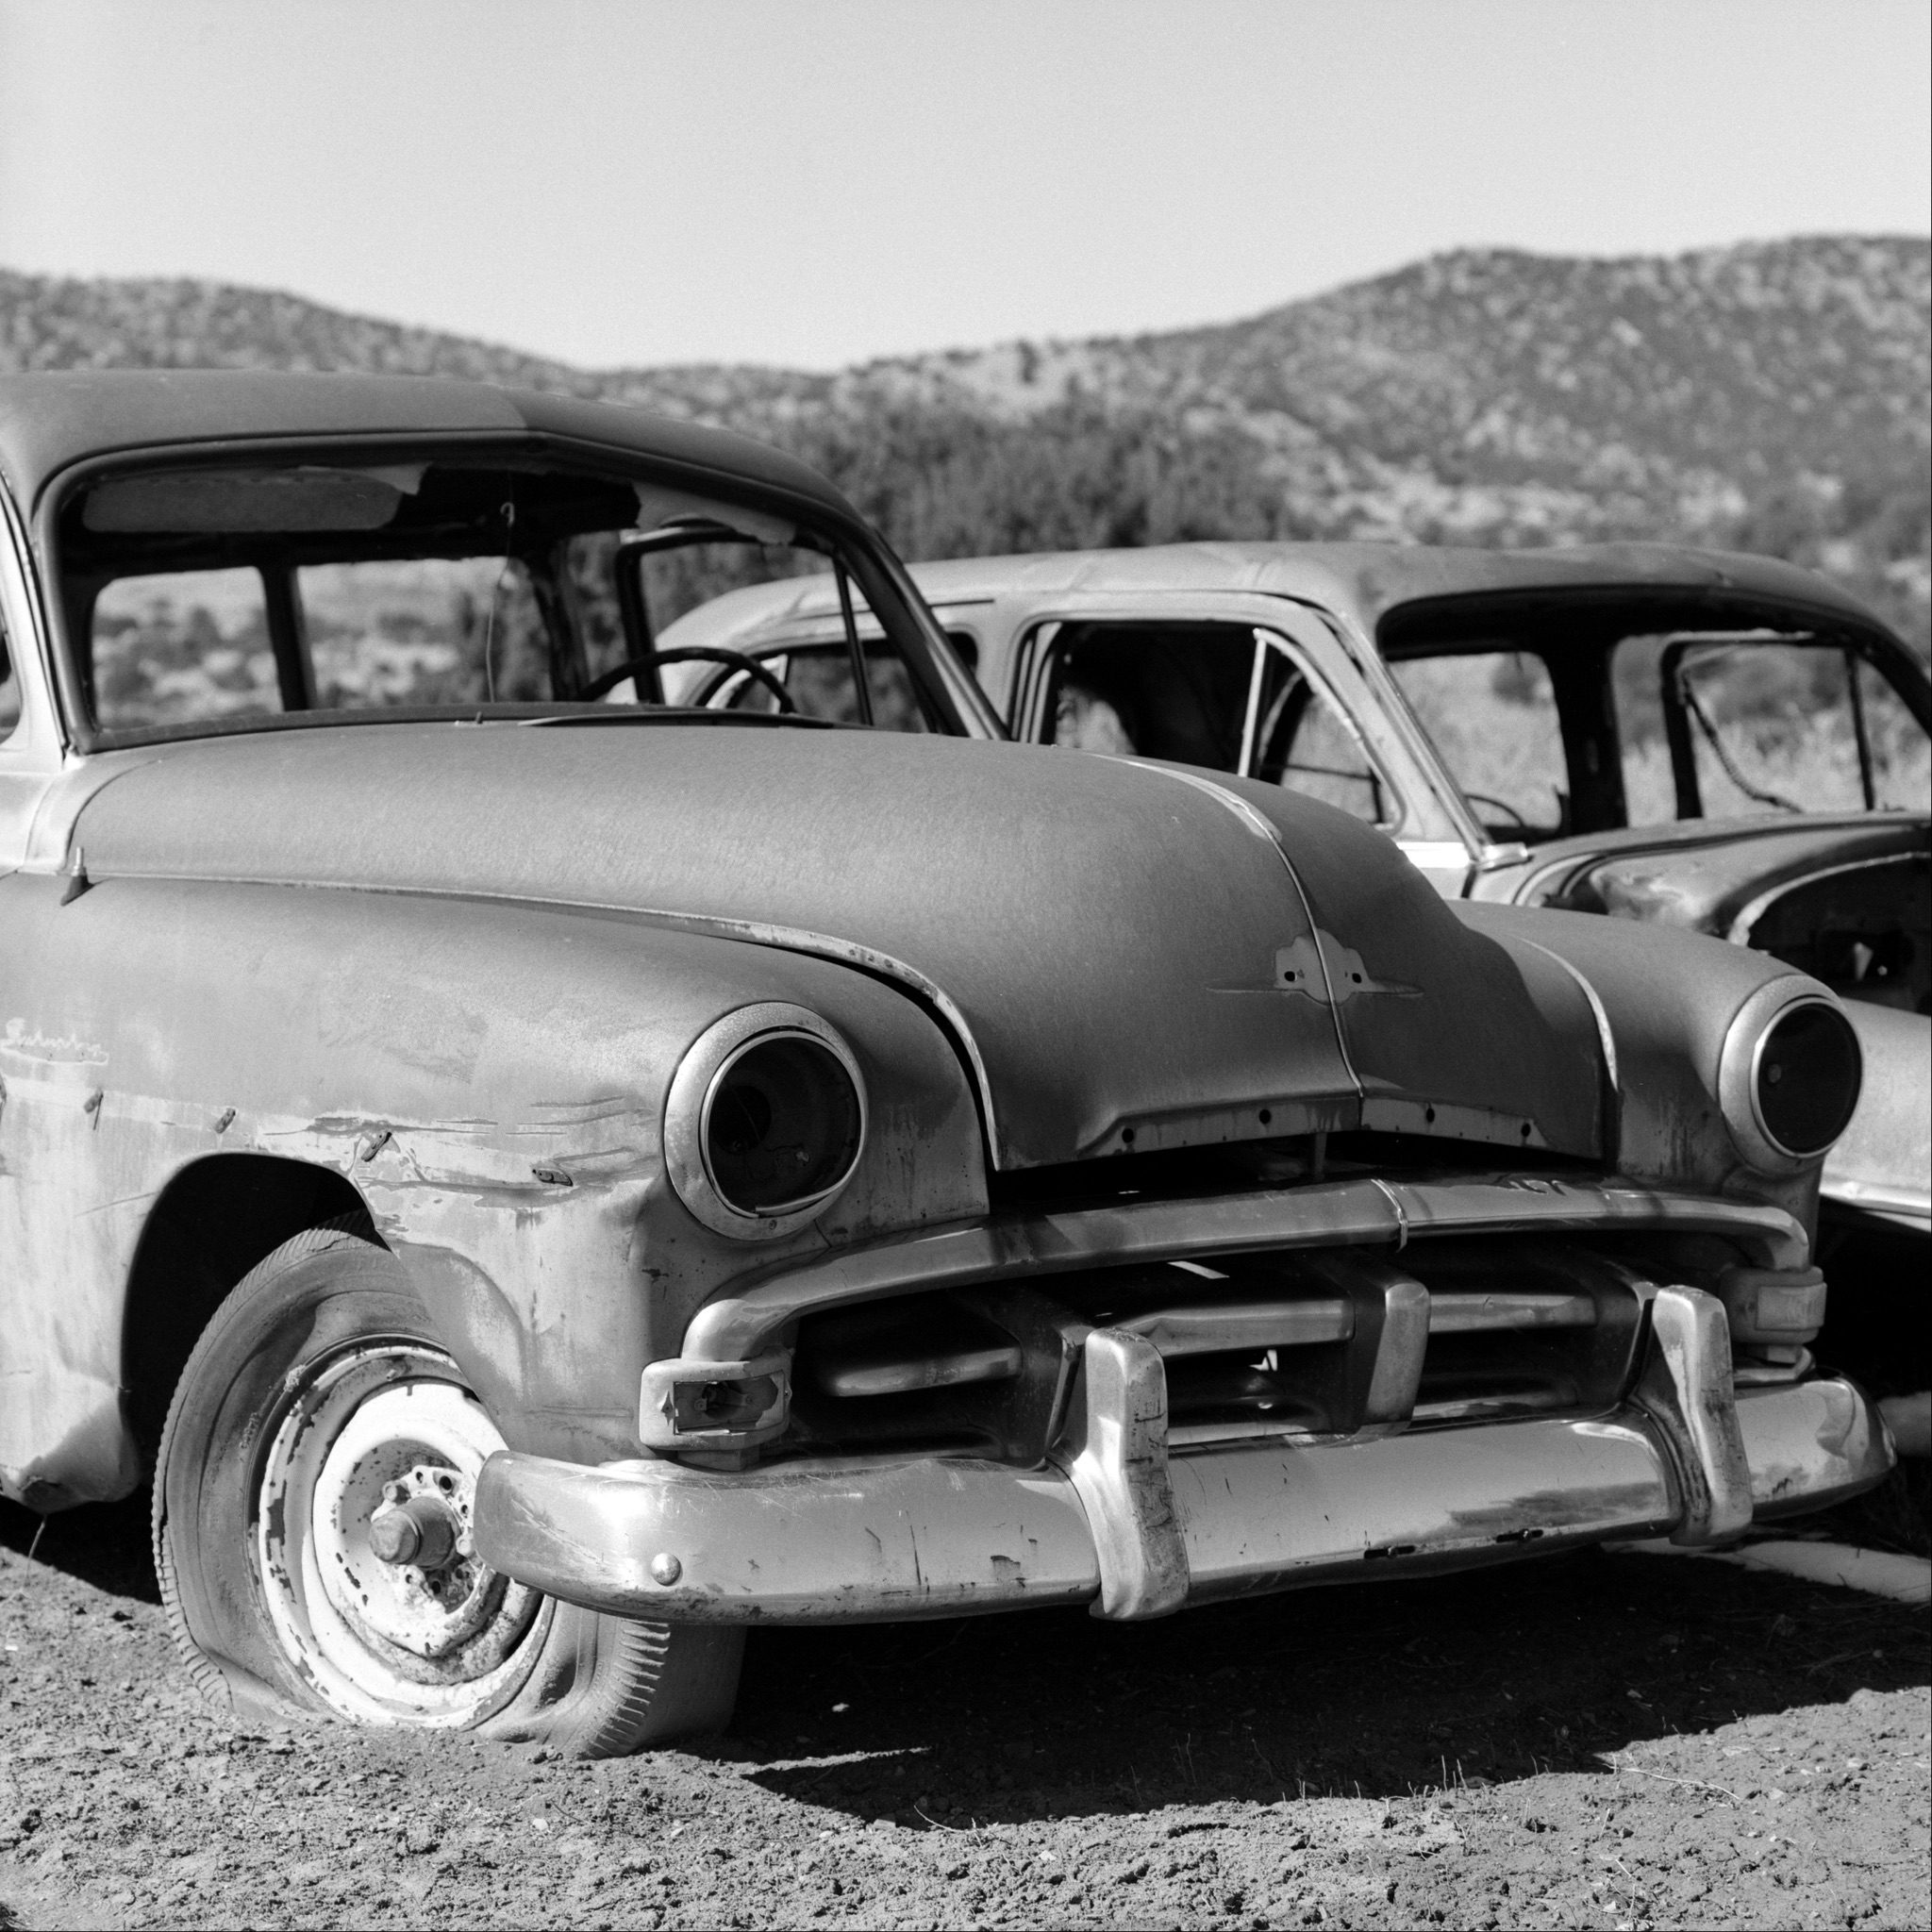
[256,1340,549,1726]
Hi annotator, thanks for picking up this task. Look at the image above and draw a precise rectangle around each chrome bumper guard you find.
[473,1287,1892,1625]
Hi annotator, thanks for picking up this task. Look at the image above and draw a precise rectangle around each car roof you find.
[901,541,1898,640]
[0,369,858,521]
[656,537,1904,658]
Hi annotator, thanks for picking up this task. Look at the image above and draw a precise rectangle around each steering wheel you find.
[577,645,795,712]
[1462,790,1531,831]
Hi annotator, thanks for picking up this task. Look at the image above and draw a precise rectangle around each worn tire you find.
[151,1219,741,1757]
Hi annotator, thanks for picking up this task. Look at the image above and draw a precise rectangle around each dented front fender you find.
[0,872,986,1503]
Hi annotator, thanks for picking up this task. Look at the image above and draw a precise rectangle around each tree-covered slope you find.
[4,236,1925,646]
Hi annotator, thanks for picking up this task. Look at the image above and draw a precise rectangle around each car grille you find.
[785,1234,1658,1464]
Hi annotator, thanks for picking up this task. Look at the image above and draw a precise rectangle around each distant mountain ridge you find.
[4,235,1927,645]
[0,268,827,420]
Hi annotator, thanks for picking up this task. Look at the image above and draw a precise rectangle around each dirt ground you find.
[2,1493,1926,1932]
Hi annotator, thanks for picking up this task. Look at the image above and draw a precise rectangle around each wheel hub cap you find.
[257,1342,548,1725]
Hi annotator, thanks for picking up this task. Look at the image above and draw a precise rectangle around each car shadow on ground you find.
[8,1493,1924,1826]
[0,1491,160,1605]
[719,1548,1928,1823]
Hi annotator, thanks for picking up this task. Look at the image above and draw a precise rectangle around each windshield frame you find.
[1374,584,1932,853]
[1656,630,1924,820]
[42,431,1003,754]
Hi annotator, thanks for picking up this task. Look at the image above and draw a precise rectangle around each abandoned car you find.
[0,374,1896,1756]
[659,543,1932,1255]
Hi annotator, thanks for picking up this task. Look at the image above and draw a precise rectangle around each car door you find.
[0,478,150,1505]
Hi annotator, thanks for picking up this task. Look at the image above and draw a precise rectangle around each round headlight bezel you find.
[664,1003,868,1240]
[1717,980,1862,1173]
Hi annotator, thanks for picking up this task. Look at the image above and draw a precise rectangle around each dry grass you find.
[1623,712,1932,821]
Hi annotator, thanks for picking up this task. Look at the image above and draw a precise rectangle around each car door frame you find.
[0,477,72,873]
[986,588,1497,893]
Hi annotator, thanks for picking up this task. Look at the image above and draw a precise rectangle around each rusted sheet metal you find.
[1526,819,1930,934]
[0,1367,142,1511]
[0,872,984,1504]
[1822,1002,1932,1233]
[65,724,1620,1168]
[0,973,145,1509]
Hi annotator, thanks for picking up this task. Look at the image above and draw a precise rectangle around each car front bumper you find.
[474,1321,1893,1626]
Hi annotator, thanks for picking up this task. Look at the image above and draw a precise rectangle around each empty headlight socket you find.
[663,1002,868,1241]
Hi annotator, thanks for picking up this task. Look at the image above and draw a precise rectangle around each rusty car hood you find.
[66,725,1603,1167]
[1503,815,1930,938]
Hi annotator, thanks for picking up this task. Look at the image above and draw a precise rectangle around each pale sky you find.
[2,0,1926,373]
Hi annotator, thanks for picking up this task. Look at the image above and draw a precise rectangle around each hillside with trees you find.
[4,235,1925,648]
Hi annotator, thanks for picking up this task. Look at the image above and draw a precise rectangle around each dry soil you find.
[2,1492,1927,1931]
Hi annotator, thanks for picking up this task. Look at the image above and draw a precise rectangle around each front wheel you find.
[153,1220,741,1757]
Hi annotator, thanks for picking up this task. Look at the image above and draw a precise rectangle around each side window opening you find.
[1043,623,1253,769]
[1250,643,1389,825]
[1035,620,1391,824]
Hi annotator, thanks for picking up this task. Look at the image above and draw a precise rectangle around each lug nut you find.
[370,1497,458,1571]
[369,1505,422,1565]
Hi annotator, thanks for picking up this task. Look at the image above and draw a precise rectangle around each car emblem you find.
[1275,932,1421,1004]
